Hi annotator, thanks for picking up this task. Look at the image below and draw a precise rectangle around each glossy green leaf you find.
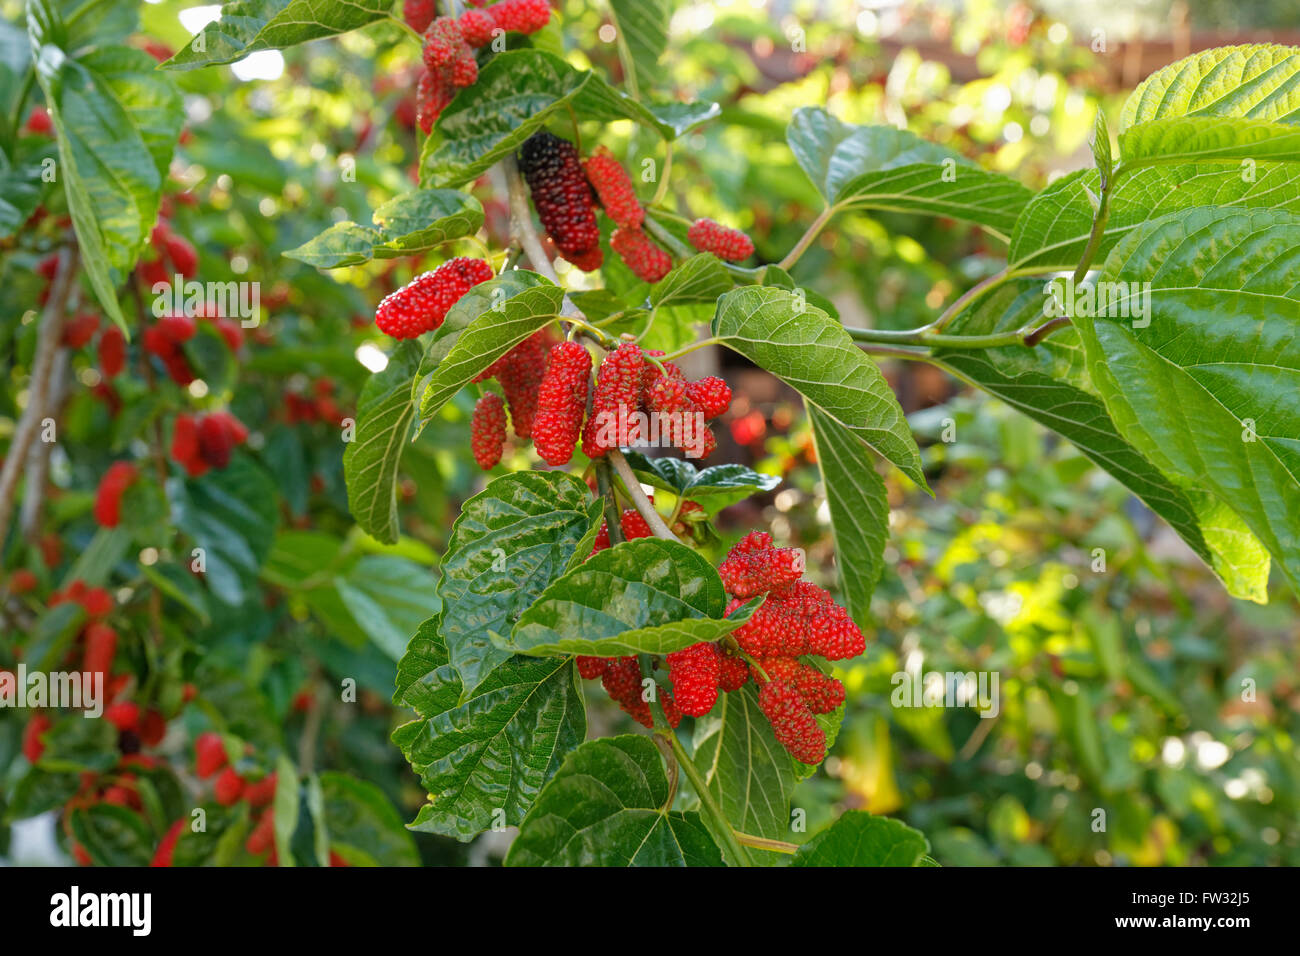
[621,451,781,514]
[69,804,154,866]
[713,286,927,489]
[343,340,421,545]
[319,772,419,867]
[284,190,485,268]
[936,277,1270,602]
[807,404,889,623]
[422,51,718,186]
[172,457,279,607]
[162,0,392,70]
[1118,44,1300,129]
[786,106,1032,238]
[608,0,669,94]
[334,555,441,660]
[392,624,586,842]
[693,684,795,864]
[1075,205,1300,594]
[505,735,724,866]
[435,471,603,693]
[505,539,759,657]
[1119,116,1300,167]
[791,811,929,866]
[649,253,734,310]
[27,17,183,330]
[415,273,563,427]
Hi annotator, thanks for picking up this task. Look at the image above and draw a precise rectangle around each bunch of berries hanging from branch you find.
[374,257,494,340]
[410,0,552,133]
[574,531,863,766]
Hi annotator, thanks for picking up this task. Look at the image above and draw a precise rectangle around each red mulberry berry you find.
[163,233,199,278]
[531,341,591,465]
[686,376,731,420]
[576,656,607,680]
[611,227,671,283]
[793,664,845,714]
[666,642,721,716]
[416,68,454,134]
[471,393,507,470]
[403,0,437,32]
[197,411,247,469]
[151,819,185,868]
[584,147,643,229]
[449,48,478,88]
[82,622,117,680]
[93,461,137,528]
[659,686,683,728]
[423,17,469,70]
[758,678,826,765]
[22,714,51,763]
[718,545,804,598]
[582,342,644,457]
[194,732,227,778]
[687,218,754,261]
[519,132,601,261]
[619,507,652,540]
[805,605,865,661]
[214,767,245,806]
[61,312,99,348]
[458,9,496,46]
[600,656,653,727]
[728,531,772,557]
[589,520,611,556]
[718,652,751,692]
[490,0,551,34]
[105,701,141,732]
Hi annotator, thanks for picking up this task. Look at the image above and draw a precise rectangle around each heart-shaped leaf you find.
[505,735,723,866]
[791,810,929,866]
[392,621,586,842]
[433,471,603,693]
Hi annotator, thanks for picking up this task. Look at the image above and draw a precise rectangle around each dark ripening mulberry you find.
[582,342,645,458]
[470,393,507,470]
[583,147,643,229]
[531,341,591,465]
[611,226,672,283]
[687,218,755,261]
[666,642,721,716]
[519,132,601,261]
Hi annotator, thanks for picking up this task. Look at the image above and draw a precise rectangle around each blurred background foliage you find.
[3,0,1296,866]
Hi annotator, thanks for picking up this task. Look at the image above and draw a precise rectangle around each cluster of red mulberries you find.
[93,462,138,528]
[374,256,494,339]
[170,410,249,477]
[468,328,553,467]
[410,0,551,133]
[142,314,199,385]
[687,218,754,262]
[286,378,347,426]
[586,343,731,461]
[137,219,199,287]
[725,532,862,764]
[519,132,602,270]
[574,656,681,729]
